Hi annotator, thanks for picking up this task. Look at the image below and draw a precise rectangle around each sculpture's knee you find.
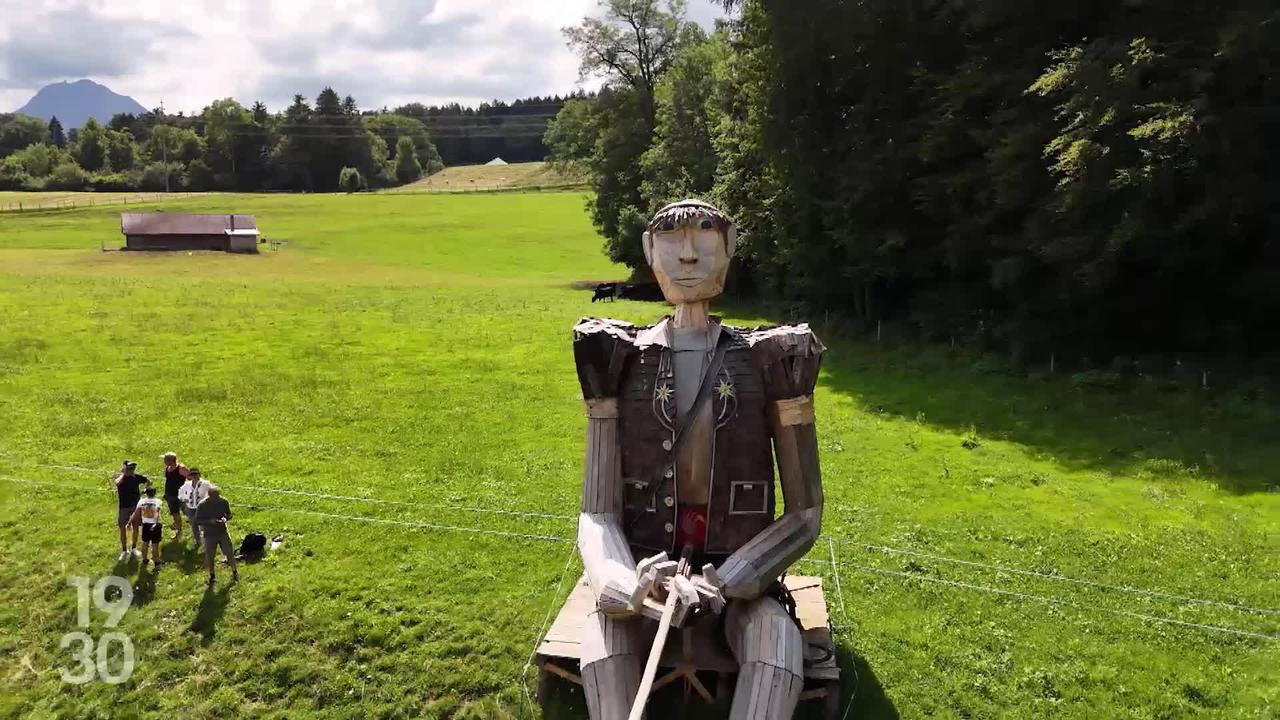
[581,610,643,720]
[725,596,804,675]
[581,610,644,666]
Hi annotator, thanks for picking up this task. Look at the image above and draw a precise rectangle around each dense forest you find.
[0,91,579,193]
[545,0,1280,361]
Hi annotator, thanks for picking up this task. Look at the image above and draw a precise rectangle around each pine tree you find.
[71,118,109,172]
[47,116,66,148]
[394,136,421,184]
[338,166,362,193]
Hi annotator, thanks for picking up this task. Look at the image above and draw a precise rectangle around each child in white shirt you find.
[130,486,165,568]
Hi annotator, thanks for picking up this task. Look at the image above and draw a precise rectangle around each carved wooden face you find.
[643,205,736,305]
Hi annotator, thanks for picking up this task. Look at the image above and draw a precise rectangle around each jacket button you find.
[664,496,674,507]
[662,439,672,451]
[664,468,673,479]
[663,522,674,533]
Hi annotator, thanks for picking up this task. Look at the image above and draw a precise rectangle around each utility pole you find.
[159,99,169,192]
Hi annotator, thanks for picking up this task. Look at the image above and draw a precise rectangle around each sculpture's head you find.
[642,199,736,305]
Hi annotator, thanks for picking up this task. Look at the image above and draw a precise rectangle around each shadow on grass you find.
[535,648,897,720]
[161,537,204,573]
[133,565,157,607]
[829,642,898,720]
[812,338,1278,495]
[190,581,234,645]
[715,294,1279,496]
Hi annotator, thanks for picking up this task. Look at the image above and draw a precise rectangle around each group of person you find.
[113,452,238,585]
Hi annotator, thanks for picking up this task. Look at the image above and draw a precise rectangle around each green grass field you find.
[0,192,1276,719]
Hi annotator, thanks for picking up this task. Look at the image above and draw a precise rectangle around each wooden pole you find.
[628,591,678,720]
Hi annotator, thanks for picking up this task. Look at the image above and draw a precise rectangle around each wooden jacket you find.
[573,316,824,561]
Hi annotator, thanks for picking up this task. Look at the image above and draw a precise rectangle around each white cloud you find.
[0,0,728,114]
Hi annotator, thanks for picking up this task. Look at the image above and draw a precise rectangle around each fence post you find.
[1050,352,1055,374]
[876,320,882,343]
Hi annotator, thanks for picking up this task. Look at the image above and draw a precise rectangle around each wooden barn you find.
[120,213,260,253]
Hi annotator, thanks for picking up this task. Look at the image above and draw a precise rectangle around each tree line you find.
[0,89,580,194]
[394,93,588,165]
[546,0,1280,361]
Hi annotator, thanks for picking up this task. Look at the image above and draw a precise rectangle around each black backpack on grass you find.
[238,532,267,557]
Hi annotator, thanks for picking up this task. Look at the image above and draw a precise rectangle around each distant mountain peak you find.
[15,80,147,128]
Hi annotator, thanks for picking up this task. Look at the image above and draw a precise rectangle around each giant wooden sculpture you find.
[574,199,825,719]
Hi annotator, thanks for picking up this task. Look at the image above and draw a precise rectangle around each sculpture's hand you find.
[629,554,726,625]
[690,573,725,614]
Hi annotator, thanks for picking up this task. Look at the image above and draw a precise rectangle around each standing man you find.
[160,452,189,540]
[177,467,208,546]
[194,484,238,585]
[112,460,150,560]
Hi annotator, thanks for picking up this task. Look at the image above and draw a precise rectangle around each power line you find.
[1,458,574,522]
[2,473,1272,641]
[0,475,573,544]
[831,538,1280,616]
[521,540,581,711]
[221,484,574,521]
[794,558,1278,643]
[8,454,1274,625]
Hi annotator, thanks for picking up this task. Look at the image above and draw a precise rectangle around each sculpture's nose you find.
[679,231,698,264]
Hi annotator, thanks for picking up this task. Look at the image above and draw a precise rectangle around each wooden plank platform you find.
[537,575,839,682]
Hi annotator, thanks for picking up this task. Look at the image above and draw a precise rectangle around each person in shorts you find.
[194,484,238,585]
[130,486,165,568]
[160,451,189,540]
[178,467,209,546]
[112,460,150,560]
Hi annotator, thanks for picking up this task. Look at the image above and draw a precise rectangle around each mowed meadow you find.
[0,191,1276,719]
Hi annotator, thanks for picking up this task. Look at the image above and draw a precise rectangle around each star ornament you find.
[655,383,673,403]
[716,379,736,400]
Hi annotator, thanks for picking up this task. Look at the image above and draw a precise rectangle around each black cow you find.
[591,283,617,302]
[617,282,664,302]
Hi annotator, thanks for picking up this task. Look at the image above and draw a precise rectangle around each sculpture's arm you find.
[578,398,645,616]
[716,395,823,599]
[716,325,825,600]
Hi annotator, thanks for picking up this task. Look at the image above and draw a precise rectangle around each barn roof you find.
[120,213,258,236]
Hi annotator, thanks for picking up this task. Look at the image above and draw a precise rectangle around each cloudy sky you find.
[0,0,728,114]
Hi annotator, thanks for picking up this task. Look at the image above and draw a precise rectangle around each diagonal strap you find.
[633,337,731,521]
[668,340,730,458]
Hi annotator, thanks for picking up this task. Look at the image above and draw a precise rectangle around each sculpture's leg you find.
[725,596,804,720]
[581,608,648,720]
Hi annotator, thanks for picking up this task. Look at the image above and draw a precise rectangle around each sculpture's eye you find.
[699,218,715,230]
[659,220,676,232]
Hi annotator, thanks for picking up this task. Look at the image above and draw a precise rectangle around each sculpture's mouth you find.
[672,276,706,286]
